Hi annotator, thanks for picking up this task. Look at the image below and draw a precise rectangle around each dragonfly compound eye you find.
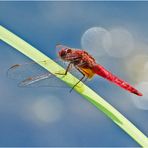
[59,50,66,58]
[67,49,72,53]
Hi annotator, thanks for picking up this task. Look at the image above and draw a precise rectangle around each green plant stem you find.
[0,25,148,147]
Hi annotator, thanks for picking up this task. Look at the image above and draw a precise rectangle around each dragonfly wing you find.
[7,61,47,80]
[56,44,77,54]
[7,60,69,88]
[7,58,88,88]
[19,73,51,87]
[7,60,68,80]
[56,44,71,50]
[18,72,68,88]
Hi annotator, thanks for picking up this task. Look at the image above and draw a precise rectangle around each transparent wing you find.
[56,44,77,53]
[7,60,67,79]
[7,60,68,88]
[7,57,88,88]
[56,44,71,50]
[18,73,69,88]
[18,73,52,87]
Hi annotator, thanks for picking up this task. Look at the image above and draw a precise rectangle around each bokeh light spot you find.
[125,55,148,83]
[104,28,134,58]
[22,96,64,125]
[131,82,148,110]
[81,27,110,57]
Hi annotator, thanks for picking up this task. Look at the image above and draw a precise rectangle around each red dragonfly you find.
[56,44,142,96]
[7,44,142,96]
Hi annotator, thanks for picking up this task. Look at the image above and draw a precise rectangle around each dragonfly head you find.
[58,48,72,61]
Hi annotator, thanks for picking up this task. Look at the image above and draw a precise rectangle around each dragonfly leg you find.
[83,77,88,82]
[69,67,86,92]
[55,57,81,76]
[70,74,85,93]
[56,62,72,76]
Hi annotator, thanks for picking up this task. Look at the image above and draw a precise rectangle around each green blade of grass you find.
[0,25,148,146]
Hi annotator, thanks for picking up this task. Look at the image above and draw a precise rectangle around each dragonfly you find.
[7,44,143,96]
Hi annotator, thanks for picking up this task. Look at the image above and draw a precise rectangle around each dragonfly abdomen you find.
[93,64,143,96]
[112,76,142,96]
